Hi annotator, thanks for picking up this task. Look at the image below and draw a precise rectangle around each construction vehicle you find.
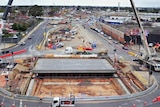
[130,0,160,71]
[0,0,13,36]
[0,0,13,55]
[51,95,75,107]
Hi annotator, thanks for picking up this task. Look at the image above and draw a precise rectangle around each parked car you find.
[108,36,112,40]
[122,46,128,50]
[113,40,118,44]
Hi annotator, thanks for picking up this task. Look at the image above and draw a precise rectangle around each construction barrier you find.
[128,51,136,56]
[0,49,26,58]
[44,54,54,58]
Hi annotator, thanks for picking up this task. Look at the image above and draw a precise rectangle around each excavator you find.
[129,0,160,72]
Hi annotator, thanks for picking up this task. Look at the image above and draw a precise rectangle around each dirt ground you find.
[32,78,120,98]
[0,75,6,88]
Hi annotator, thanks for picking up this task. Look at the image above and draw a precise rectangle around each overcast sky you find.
[0,0,160,7]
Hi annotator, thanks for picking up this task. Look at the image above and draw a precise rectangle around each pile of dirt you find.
[78,79,93,86]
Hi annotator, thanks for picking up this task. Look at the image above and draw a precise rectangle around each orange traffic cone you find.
[144,101,148,106]
[1,102,4,106]
[12,103,15,107]
[132,103,136,107]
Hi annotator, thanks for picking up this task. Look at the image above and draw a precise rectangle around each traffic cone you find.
[1,102,4,106]
[132,103,136,107]
[12,103,15,107]
[144,101,148,106]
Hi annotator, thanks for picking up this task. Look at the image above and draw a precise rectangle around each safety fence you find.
[0,49,26,58]
[0,87,12,97]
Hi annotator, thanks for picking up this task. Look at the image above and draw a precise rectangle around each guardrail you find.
[0,87,12,97]
[14,94,40,101]
[0,49,27,58]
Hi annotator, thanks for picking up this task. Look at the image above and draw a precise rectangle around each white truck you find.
[51,96,75,107]
[64,47,107,56]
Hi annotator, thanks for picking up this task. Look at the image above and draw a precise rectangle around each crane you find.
[129,0,160,71]
[0,0,14,45]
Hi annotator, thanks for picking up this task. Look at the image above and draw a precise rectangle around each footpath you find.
[0,43,15,51]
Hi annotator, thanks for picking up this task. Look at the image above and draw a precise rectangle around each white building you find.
[104,15,132,24]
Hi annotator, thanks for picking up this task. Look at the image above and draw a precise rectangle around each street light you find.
[113,48,118,69]
[148,63,152,87]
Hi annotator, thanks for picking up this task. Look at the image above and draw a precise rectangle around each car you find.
[122,46,128,50]
[148,43,153,47]
[20,42,25,46]
[103,34,108,37]
[113,40,118,44]
[28,36,32,39]
[108,37,112,40]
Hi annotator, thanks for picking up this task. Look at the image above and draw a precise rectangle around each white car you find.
[108,37,112,40]
[20,41,25,46]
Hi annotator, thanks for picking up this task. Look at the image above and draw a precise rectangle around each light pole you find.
[113,48,117,69]
[44,20,49,50]
[148,64,152,87]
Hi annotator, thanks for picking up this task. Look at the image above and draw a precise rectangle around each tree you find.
[28,5,43,17]
[48,7,60,16]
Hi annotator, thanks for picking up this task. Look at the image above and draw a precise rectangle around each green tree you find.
[48,7,60,16]
[28,5,43,17]
[12,23,28,31]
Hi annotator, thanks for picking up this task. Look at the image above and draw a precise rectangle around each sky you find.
[0,0,160,8]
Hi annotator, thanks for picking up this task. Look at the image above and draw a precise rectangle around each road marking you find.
[20,100,22,107]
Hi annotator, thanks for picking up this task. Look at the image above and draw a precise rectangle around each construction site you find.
[0,19,153,99]
[0,52,151,98]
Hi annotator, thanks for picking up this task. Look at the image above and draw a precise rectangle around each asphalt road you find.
[1,20,50,55]
[0,21,160,107]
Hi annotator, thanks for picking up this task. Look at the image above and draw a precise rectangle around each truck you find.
[64,47,107,57]
[130,0,160,71]
[51,95,75,107]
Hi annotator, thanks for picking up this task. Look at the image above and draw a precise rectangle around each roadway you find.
[0,20,160,107]
[1,20,50,56]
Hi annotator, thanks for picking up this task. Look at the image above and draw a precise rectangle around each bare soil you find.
[32,78,120,98]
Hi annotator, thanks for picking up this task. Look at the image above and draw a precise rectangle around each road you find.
[1,20,50,55]
[0,21,160,107]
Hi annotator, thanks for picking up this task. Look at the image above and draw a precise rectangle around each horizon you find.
[0,0,160,8]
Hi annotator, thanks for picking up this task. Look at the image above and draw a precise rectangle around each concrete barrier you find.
[0,49,27,58]
[0,87,12,97]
